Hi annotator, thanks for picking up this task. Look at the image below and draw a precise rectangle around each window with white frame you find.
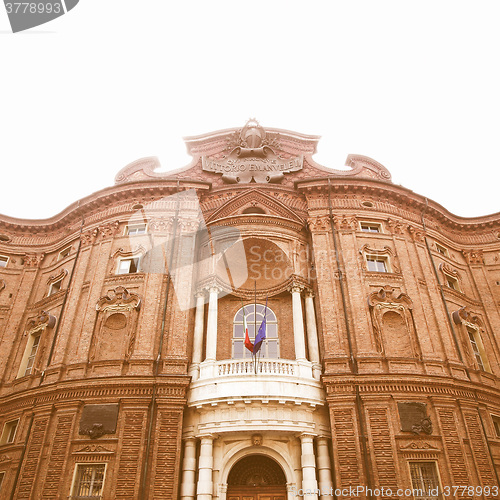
[0,256,8,268]
[70,463,106,499]
[117,257,140,274]
[360,222,381,233]
[126,224,147,236]
[48,279,63,296]
[445,275,459,291]
[467,326,488,371]
[17,331,42,378]
[492,415,500,438]
[233,304,279,359]
[0,419,19,445]
[409,461,440,500]
[436,243,448,257]
[366,256,389,273]
[58,247,71,260]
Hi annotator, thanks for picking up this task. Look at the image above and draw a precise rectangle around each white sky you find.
[1,1,499,220]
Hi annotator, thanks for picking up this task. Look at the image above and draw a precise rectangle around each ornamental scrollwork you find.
[96,286,141,312]
[26,310,57,333]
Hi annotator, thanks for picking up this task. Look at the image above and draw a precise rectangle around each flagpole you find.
[254,280,257,375]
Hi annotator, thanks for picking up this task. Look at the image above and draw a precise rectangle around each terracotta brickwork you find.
[1,123,500,498]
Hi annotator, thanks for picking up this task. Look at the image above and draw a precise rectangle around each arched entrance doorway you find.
[227,454,287,500]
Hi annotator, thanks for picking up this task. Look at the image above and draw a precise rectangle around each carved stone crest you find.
[27,311,57,333]
[202,119,303,184]
[96,286,141,312]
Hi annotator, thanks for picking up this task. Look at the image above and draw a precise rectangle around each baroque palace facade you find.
[1,121,500,500]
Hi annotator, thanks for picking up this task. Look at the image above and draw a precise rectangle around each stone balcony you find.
[187,358,325,408]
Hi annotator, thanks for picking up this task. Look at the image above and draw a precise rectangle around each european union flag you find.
[253,299,268,355]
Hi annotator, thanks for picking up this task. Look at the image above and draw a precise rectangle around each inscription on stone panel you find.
[201,120,303,184]
[79,404,119,439]
[398,402,432,435]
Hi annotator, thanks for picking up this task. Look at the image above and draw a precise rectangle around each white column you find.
[290,284,307,361]
[180,438,197,500]
[205,286,219,361]
[300,434,319,499]
[196,435,214,500]
[304,290,320,364]
[316,437,334,499]
[190,291,205,380]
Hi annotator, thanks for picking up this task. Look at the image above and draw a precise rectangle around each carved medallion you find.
[202,119,303,184]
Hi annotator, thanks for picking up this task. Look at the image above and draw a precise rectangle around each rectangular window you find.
[436,244,448,256]
[468,327,487,371]
[0,471,5,492]
[126,224,147,236]
[366,256,388,272]
[360,223,381,233]
[0,256,8,268]
[409,462,440,500]
[492,416,500,438]
[58,247,71,260]
[24,334,41,376]
[70,464,106,499]
[117,257,140,274]
[445,276,459,291]
[0,419,19,445]
[48,280,62,296]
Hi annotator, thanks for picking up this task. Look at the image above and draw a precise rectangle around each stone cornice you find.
[296,178,500,233]
[0,180,211,233]
[322,374,500,405]
[0,376,190,411]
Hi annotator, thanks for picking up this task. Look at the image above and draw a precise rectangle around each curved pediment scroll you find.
[47,268,68,286]
[452,306,484,329]
[26,310,57,333]
[96,286,141,312]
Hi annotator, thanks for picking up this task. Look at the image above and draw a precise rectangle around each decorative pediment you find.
[439,263,459,279]
[47,268,68,285]
[399,441,439,453]
[96,286,141,312]
[26,310,56,333]
[114,121,393,186]
[360,244,401,273]
[112,246,146,260]
[74,444,114,454]
[452,306,483,328]
[205,188,304,224]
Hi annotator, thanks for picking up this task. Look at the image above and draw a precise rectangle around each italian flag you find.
[242,304,254,353]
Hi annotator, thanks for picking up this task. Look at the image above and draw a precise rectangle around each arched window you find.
[233,304,278,359]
